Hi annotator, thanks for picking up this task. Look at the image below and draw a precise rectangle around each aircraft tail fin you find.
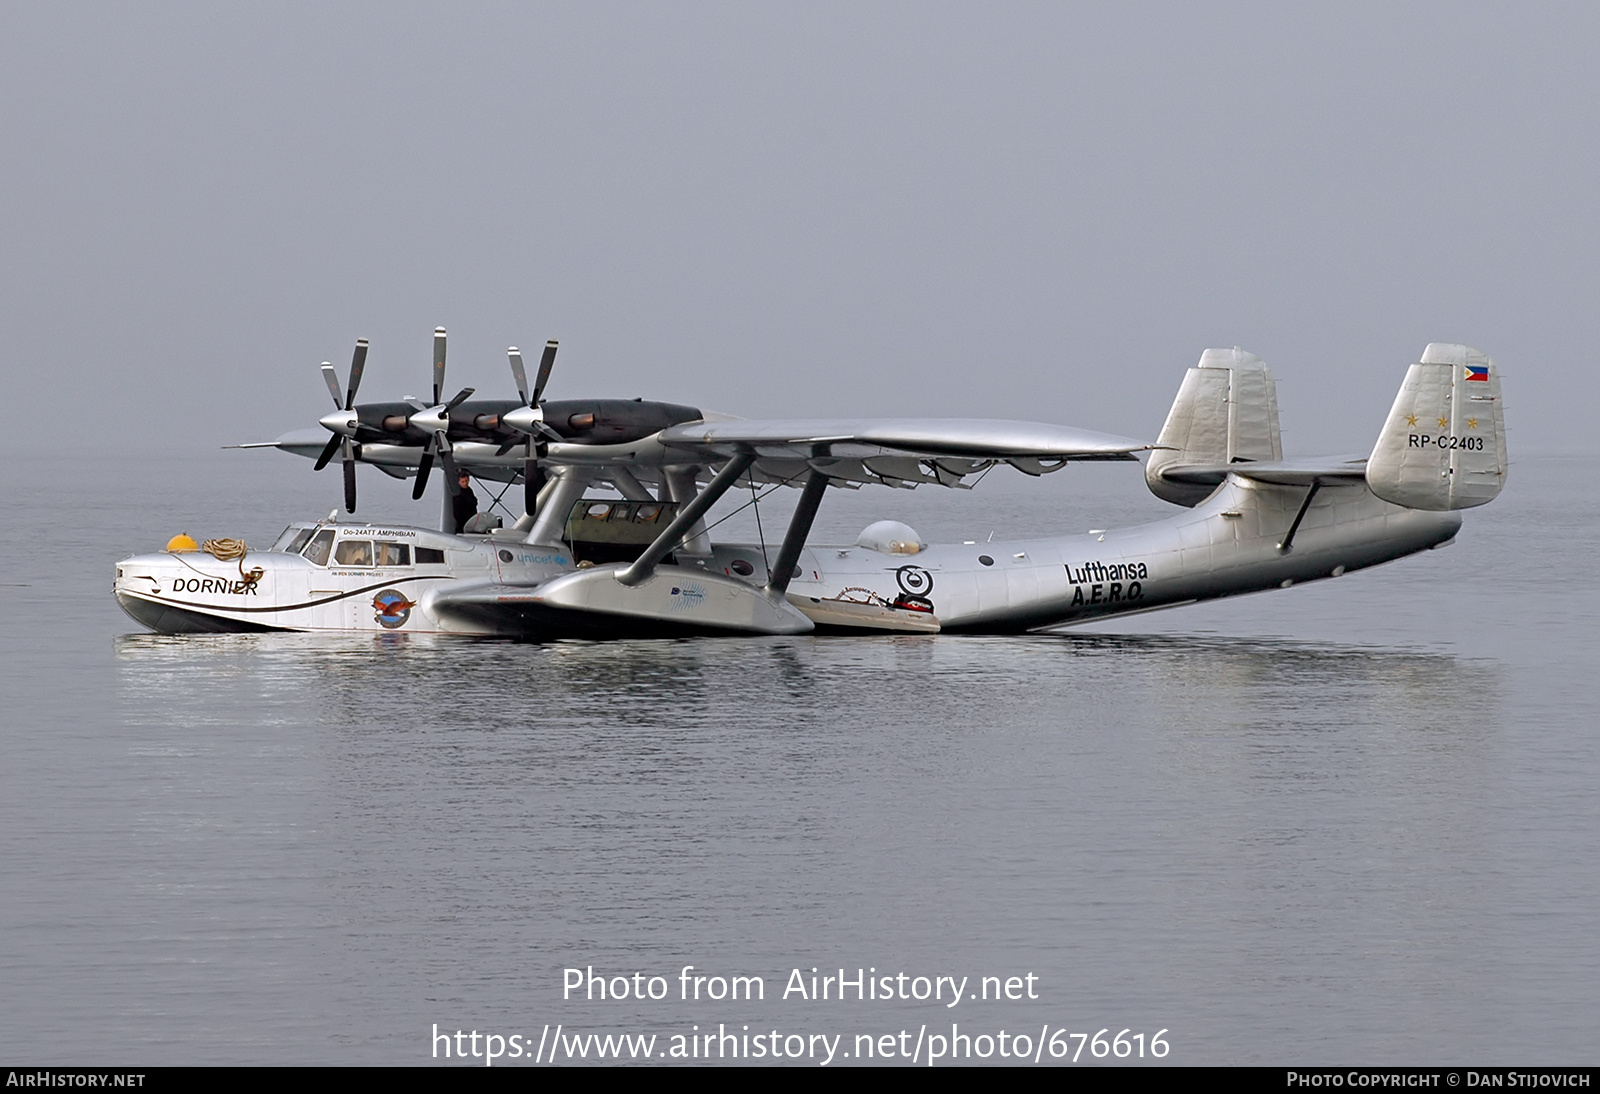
[1366,344,1507,511]
[1146,347,1282,506]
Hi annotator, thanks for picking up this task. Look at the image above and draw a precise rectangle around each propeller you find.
[410,328,475,500]
[411,389,475,499]
[307,328,559,516]
[504,341,561,516]
[313,339,369,512]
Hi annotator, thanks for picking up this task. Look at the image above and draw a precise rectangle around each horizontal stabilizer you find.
[1366,344,1507,511]
[1154,455,1369,488]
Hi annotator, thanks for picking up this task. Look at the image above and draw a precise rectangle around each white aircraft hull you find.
[113,474,1461,638]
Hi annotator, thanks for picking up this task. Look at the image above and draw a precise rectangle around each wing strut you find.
[764,470,829,594]
[1276,480,1322,554]
[616,452,756,587]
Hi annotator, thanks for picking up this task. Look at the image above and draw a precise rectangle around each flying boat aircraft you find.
[113,334,1507,637]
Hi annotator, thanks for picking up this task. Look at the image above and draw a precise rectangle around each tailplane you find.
[1366,344,1507,511]
[1146,347,1281,506]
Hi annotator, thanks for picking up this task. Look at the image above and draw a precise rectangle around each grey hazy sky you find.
[3,2,1593,457]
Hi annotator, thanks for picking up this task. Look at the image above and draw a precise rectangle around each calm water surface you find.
[1,453,1594,1064]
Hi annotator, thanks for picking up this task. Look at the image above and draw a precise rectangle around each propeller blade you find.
[494,441,518,457]
[438,441,464,499]
[444,386,475,411]
[508,348,529,405]
[342,439,357,513]
[313,432,343,471]
[345,339,368,409]
[413,445,435,500]
[432,327,447,405]
[536,421,563,442]
[531,340,559,403]
[320,362,341,407]
[437,437,462,495]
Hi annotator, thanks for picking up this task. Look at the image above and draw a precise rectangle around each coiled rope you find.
[201,538,264,583]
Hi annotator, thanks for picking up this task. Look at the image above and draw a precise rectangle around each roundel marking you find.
[372,588,416,629]
[895,565,933,596]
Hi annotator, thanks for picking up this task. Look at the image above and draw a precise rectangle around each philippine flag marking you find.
[1464,365,1490,382]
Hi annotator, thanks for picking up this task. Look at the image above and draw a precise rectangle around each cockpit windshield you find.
[277,527,316,555]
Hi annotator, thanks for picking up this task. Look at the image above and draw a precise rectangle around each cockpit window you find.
[301,529,335,566]
[281,528,316,555]
[334,540,373,566]
[375,542,410,566]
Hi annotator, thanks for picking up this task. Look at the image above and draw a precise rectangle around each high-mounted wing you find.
[655,417,1152,490]
[252,415,1152,495]
[249,332,1158,500]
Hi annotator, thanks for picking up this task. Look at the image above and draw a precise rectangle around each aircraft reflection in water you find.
[110,628,1502,767]
[114,333,1506,637]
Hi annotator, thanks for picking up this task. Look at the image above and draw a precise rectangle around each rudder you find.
[1366,344,1507,511]
[1146,347,1282,506]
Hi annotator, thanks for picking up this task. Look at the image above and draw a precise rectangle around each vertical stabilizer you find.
[1366,344,1507,511]
[1146,347,1282,506]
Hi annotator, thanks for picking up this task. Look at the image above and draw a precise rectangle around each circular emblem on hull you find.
[895,565,934,596]
[372,588,416,629]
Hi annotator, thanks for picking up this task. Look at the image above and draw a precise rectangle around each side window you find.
[375,542,411,566]
[334,539,373,566]
[301,530,335,566]
[415,547,445,564]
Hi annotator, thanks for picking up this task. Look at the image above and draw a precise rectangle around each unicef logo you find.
[668,583,706,612]
[372,589,416,629]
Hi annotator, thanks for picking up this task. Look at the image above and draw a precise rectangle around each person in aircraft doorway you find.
[452,472,479,534]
